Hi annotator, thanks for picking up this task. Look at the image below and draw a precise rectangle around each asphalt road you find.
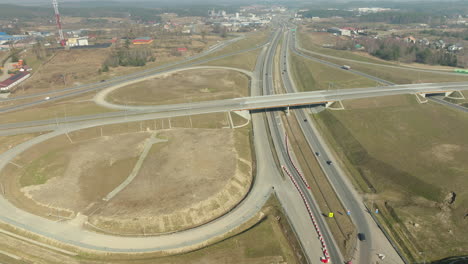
[293,33,468,77]
[0,26,324,260]
[264,25,343,262]
[282,29,372,262]
[0,37,279,254]
[1,82,468,134]
[427,96,468,112]
[0,21,465,261]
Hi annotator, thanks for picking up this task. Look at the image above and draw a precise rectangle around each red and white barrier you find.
[282,165,331,263]
[285,135,311,189]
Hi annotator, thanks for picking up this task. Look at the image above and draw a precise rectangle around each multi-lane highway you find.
[0,18,466,263]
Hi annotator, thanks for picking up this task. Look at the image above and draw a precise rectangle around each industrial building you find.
[0,32,29,45]
[67,37,89,47]
[0,72,30,92]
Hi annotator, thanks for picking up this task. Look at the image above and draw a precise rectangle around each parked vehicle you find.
[342,65,351,70]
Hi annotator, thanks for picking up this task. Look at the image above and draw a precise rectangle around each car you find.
[326,160,333,165]
[44,96,50,100]
[358,233,366,241]
[315,152,320,156]
[303,119,307,122]
[100,80,105,82]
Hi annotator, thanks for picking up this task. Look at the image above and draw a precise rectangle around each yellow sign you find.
[328,213,334,218]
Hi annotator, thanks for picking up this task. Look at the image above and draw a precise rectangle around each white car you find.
[44,97,50,100]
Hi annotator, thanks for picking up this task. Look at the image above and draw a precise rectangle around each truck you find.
[341,65,351,70]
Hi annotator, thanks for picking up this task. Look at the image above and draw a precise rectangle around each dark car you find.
[315,152,320,156]
[303,119,307,122]
[358,233,366,241]
[326,160,333,165]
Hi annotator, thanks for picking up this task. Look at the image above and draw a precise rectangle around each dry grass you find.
[0,92,114,125]
[89,127,252,234]
[290,53,377,92]
[0,196,302,264]
[201,49,261,71]
[313,95,468,261]
[0,133,46,154]
[16,49,110,95]
[107,68,249,106]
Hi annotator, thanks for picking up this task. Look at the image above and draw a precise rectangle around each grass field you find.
[312,95,468,261]
[0,196,303,264]
[297,28,394,65]
[201,49,261,71]
[0,92,114,125]
[289,53,377,92]
[107,68,249,106]
[196,30,270,62]
[297,26,464,72]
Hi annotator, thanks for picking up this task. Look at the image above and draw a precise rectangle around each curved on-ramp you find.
[94,66,253,111]
[0,58,276,254]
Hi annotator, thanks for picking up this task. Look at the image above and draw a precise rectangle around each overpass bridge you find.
[0,81,467,134]
[95,81,468,113]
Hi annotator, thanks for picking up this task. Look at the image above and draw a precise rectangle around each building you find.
[77,38,89,46]
[0,33,29,45]
[327,27,351,36]
[0,72,30,92]
[132,37,153,45]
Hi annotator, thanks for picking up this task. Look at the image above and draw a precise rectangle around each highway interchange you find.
[0,17,467,263]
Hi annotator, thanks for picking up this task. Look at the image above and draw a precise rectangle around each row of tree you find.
[336,38,460,67]
[359,12,446,25]
[102,45,154,71]
[420,29,468,41]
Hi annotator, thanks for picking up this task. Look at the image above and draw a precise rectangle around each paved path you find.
[103,134,166,201]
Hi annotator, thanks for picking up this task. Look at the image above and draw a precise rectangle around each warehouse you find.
[0,72,30,92]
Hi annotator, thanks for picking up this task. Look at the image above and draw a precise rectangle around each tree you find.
[124,39,131,49]
[220,26,227,38]
[201,30,206,42]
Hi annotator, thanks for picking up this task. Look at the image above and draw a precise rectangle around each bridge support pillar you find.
[446,90,465,100]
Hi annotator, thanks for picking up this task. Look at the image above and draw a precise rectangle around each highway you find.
[258,26,336,263]
[0,19,465,263]
[293,33,468,77]
[283,28,374,263]
[289,29,395,86]
[0,25,327,262]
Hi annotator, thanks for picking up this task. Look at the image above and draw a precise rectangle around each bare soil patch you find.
[17,49,110,95]
[106,68,249,105]
[0,114,253,234]
[89,127,253,234]
[1,132,150,219]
